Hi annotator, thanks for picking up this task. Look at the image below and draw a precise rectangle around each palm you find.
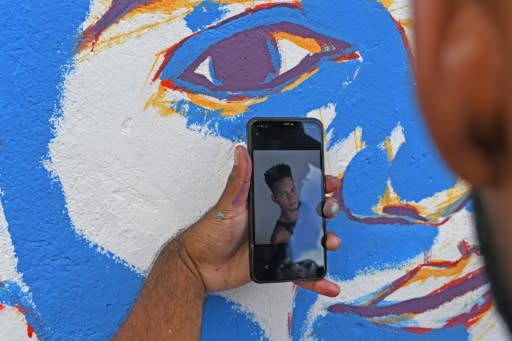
[183,205,249,292]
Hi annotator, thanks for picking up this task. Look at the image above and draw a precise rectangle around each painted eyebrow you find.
[80,0,211,51]
[78,0,301,52]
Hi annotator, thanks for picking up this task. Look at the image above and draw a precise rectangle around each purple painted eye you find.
[157,22,358,100]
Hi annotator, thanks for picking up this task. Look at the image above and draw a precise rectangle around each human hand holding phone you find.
[180,145,342,297]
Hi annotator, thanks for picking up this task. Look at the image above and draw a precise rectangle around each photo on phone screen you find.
[248,119,326,282]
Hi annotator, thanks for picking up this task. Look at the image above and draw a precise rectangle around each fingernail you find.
[330,202,339,214]
[234,145,241,166]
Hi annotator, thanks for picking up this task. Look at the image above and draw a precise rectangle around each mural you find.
[0,0,509,340]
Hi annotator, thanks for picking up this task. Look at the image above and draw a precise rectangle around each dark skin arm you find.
[114,146,342,340]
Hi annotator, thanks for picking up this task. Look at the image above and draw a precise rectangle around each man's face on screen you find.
[272,177,299,214]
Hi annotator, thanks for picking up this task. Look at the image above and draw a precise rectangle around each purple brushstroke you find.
[80,0,149,49]
[178,22,352,93]
[383,206,428,222]
[328,268,487,317]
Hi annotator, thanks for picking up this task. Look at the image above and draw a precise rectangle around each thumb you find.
[216,145,252,213]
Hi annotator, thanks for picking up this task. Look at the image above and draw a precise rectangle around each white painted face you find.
[51,3,239,271]
[50,2,300,339]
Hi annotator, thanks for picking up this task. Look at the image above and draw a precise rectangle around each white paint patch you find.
[378,123,405,161]
[469,307,510,341]
[0,194,35,340]
[382,0,414,48]
[0,193,29,290]
[342,65,361,89]
[307,103,366,176]
[0,307,36,341]
[325,127,365,176]
[307,103,337,133]
[194,56,215,83]
[276,38,311,76]
[221,282,295,341]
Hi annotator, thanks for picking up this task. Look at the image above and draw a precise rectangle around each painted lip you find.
[155,21,358,100]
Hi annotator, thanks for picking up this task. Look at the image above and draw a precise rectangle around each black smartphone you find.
[247,118,327,283]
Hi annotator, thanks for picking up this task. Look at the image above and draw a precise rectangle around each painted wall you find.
[0,0,510,340]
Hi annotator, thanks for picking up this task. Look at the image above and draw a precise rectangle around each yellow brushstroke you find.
[374,177,470,223]
[399,19,413,29]
[187,93,267,116]
[424,181,471,221]
[383,137,394,162]
[272,32,322,54]
[354,127,364,152]
[144,85,180,116]
[143,50,168,91]
[475,319,498,341]
[281,67,318,92]
[377,181,402,210]
[379,0,395,8]
[123,0,200,21]
[146,82,268,117]
[379,0,394,8]
[372,313,414,325]
[410,256,472,285]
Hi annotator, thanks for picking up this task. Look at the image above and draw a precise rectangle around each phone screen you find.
[248,119,326,282]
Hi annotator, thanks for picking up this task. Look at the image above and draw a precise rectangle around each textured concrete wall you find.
[0,0,510,340]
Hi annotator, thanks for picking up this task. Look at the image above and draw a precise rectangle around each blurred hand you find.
[181,146,342,297]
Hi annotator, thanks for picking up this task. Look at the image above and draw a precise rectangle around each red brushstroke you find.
[250,2,302,13]
[287,312,292,336]
[391,16,412,60]
[334,51,361,63]
[27,323,35,338]
[404,327,431,334]
[446,291,493,328]
[0,304,38,339]
[160,79,178,90]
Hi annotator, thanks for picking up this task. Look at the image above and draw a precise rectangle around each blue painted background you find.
[0,1,475,340]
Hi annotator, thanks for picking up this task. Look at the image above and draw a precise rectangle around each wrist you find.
[157,234,207,297]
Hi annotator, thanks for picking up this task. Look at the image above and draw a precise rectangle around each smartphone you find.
[247,118,327,283]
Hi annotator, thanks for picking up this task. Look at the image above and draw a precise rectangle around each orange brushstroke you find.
[272,32,322,54]
[144,85,180,116]
[281,67,318,92]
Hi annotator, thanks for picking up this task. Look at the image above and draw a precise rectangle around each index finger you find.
[295,279,340,297]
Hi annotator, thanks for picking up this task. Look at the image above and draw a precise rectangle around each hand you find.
[181,146,342,297]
